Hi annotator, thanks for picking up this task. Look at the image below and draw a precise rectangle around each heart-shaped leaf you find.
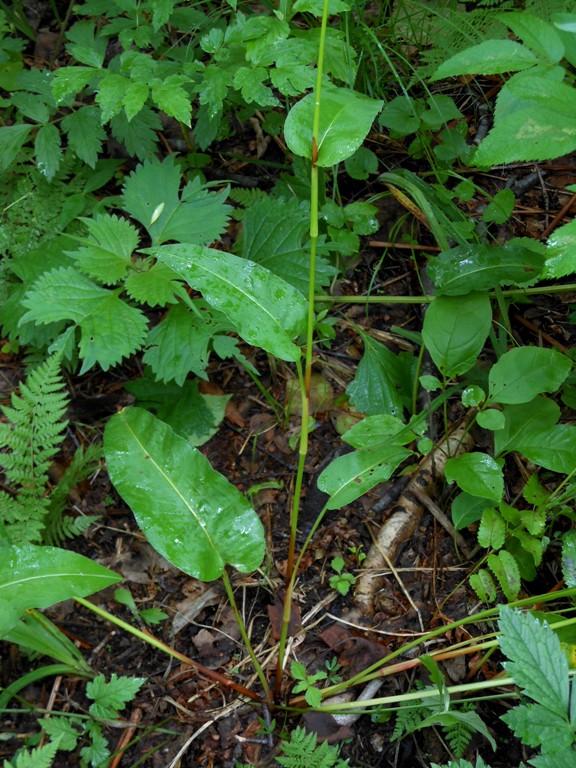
[0,546,121,638]
[104,407,265,581]
[145,245,306,362]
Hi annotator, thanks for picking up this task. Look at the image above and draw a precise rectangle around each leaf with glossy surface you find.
[422,293,492,378]
[445,452,504,502]
[284,83,383,166]
[488,347,572,404]
[0,546,120,638]
[545,219,576,278]
[431,39,537,81]
[494,397,560,455]
[104,407,265,581]
[146,244,306,361]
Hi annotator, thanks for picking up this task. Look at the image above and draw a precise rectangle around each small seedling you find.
[324,656,343,684]
[329,556,356,596]
[114,587,168,626]
[290,661,327,707]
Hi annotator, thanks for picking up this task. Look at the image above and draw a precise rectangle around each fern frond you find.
[0,490,48,545]
[276,727,350,768]
[442,706,476,758]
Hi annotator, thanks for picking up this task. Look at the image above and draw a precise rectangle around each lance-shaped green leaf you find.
[284,83,383,166]
[146,244,306,362]
[0,545,121,638]
[104,407,265,581]
[318,443,412,509]
[488,347,572,404]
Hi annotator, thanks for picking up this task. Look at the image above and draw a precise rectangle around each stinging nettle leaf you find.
[104,407,265,581]
[146,244,307,362]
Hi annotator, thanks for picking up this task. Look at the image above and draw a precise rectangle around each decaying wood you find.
[352,425,474,617]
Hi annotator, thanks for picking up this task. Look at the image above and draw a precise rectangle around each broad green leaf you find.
[20,267,148,372]
[420,94,463,130]
[143,302,232,384]
[470,569,496,602]
[233,66,279,107]
[238,197,335,294]
[0,124,32,170]
[52,66,96,102]
[340,413,410,449]
[66,20,107,68]
[562,530,576,588]
[34,123,62,182]
[513,424,576,474]
[317,443,412,510]
[482,188,516,224]
[344,146,379,180]
[451,493,494,531]
[422,293,492,378]
[346,333,414,417]
[488,347,572,404]
[494,397,560,455]
[431,39,537,80]
[502,703,574,753]
[110,108,162,160]
[476,409,505,430]
[379,95,423,136]
[96,72,128,122]
[151,75,192,124]
[124,259,182,307]
[475,76,576,164]
[488,550,520,600]
[445,452,504,502]
[545,219,576,278]
[285,83,383,166]
[0,545,120,638]
[499,606,569,717]
[146,244,306,362]
[123,80,149,122]
[62,106,106,168]
[70,214,140,284]
[477,507,506,549]
[87,674,146,719]
[126,376,229,446]
[292,0,352,14]
[122,156,231,246]
[104,407,265,580]
[11,92,51,123]
[501,12,565,65]
[427,240,544,295]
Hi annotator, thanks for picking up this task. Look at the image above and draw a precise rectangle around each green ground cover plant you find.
[3,0,576,765]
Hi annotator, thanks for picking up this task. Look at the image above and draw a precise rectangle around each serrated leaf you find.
[285,83,383,166]
[475,76,576,164]
[346,333,413,417]
[143,303,231,384]
[104,407,265,580]
[20,267,148,372]
[477,507,506,549]
[146,244,306,362]
[0,545,120,637]
[488,347,572,404]
[42,717,81,751]
[502,702,573,752]
[123,80,149,121]
[488,550,520,600]
[545,219,576,278]
[70,214,140,284]
[66,20,107,67]
[431,39,538,80]
[499,606,569,716]
[110,108,162,160]
[124,259,182,306]
[96,72,128,122]
[34,123,62,181]
[122,155,231,246]
[422,293,492,378]
[233,66,280,106]
[62,106,106,167]
[318,443,412,510]
[0,124,32,170]
[470,569,497,602]
[238,197,335,294]
[445,453,504,502]
[482,188,516,224]
[151,75,192,124]
[87,673,146,719]
[427,240,544,295]
[52,66,96,102]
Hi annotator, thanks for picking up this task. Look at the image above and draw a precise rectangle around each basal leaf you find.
[104,407,265,580]
[71,214,140,284]
[346,333,413,417]
[317,443,412,510]
[499,606,569,717]
[285,83,383,166]
[470,569,497,603]
[488,550,520,600]
[0,545,120,638]
[34,123,62,182]
[431,39,537,80]
[478,507,506,549]
[20,267,148,372]
[62,106,107,168]
[445,452,504,502]
[422,293,492,378]
[146,244,307,362]
[427,240,545,295]
[545,219,576,278]
[501,12,565,65]
[488,347,572,404]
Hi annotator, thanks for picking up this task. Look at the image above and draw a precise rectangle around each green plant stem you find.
[74,596,261,703]
[315,282,576,305]
[220,568,272,705]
